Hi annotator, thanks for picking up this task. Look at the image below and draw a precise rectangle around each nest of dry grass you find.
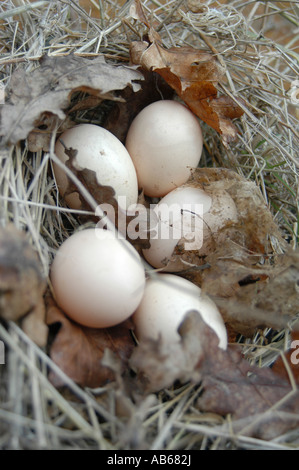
[0,0,298,450]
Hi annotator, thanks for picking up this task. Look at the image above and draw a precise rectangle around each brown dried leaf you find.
[211,249,299,336]
[21,303,48,348]
[46,293,135,388]
[129,0,150,26]
[130,311,203,392]
[102,69,174,144]
[0,225,47,346]
[129,4,243,144]
[61,157,152,249]
[27,112,58,153]
[0,54,143,147]
[180,168,293,336]
[63,152,118,216]
[188,167,284,255]
[27,114,75,153]
[130,310,299,439]
[195,321,299,440]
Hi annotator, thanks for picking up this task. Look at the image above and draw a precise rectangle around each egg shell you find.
[200,188,239,254]
[50,228,146,328]
[142,185,238,272]
[143,186,212,270]
[125,100,203,197]
[54,124,138,210]
[132,274,227,350]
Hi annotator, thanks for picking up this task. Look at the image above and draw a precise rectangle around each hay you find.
[0,0,298,450]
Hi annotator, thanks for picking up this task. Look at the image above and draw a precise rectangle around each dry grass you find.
[0,0,298,450]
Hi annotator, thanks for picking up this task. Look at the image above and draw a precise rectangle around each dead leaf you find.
[0,224,47,347]
[188,167,284,256]
[27,114,75,153]
[176,167,295,336]
[130,310,299,440]
[46,293,135,388]
[0,54,143,148]
[188,244,299,337]
[129,2,244,144]
[195,320,299,440]
[59,155,152,249]
[63,152,119,216]
[129,311,203,392]
[102,69,174,144]
[67,95,104,114]
[21,303,48,348]
[211,249,299,336]
[129,0,150,26]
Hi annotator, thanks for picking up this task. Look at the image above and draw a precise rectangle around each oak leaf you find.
[0,54,143,148]
[102,69,174,144]
[59,157,152,249]
[130,310,299,440]
[0,224,47,347]
[129,2,244,144]
[210,248,299,336]
[62,152,118,216]
[195,319,299,440]
[129,311,203,392]
[179,168,295,337]
[46,293,135,388]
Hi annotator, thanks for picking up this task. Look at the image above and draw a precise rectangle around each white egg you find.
[54,124,138,210]
[125,100,203,197]
[142,185,238,271]
[132,274,227,350]
[50,228,146,328]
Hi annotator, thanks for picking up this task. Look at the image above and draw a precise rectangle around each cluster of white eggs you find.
[50,100,229,350]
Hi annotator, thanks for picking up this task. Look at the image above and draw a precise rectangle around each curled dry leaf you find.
[187,167,284,256]
[174,167,295,336]
[0,224,47,347]
[60,155,152,249]
[130,311,203,392]
[130,310,299,440]
[46,293,135,389]
[59,156,144,247]
[62,151,118,216]
[195,318,299,440]
[210,248,299,336]
[0,54,143,149]
[102,69,174,144]
[129,1,244,144]
[27,114,75,153]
